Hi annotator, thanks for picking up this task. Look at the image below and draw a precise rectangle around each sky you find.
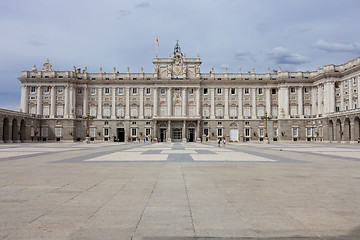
[1,0,360,110]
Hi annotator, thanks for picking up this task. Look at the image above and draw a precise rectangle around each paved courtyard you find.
[0,141,360,240]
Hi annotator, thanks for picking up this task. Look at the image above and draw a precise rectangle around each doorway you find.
[229,129,239,142]
[117,128,125,142]
[160,128,166,142]
[172,128,182,142]
[188,128,195,142]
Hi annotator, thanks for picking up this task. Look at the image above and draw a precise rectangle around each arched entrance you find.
[335,119,342,142]
[20,119,26,142]
[328,120,334,141]
[344,118,351,141]
[354,117,360,142]
[229,122,239,142]
[12,118,18,142]
[3,118,10,143]
[187,123,195,142]
[159,123,167,142]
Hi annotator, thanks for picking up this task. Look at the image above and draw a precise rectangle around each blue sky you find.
[1,0,360,110]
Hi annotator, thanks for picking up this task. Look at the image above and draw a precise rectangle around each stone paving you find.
[0,142,360,239]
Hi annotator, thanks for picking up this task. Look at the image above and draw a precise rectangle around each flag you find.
[156,36,159,46]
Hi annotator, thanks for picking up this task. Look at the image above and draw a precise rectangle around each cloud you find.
[134,2,150,8]
[234,51,251,60]
[117,9,131,19]
[26,40,46,46]
[267,47,309,65]
[315,39,360,53]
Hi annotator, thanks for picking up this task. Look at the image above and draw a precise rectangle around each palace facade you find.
[6,42,360,143]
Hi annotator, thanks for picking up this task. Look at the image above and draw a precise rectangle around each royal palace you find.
[1,42,360,143]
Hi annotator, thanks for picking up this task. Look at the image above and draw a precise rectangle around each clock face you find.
[173,66,182,74]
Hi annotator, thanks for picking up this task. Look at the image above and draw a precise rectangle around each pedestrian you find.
[223,137,226,147]
[218,138,221,147]
[144,138,146,143]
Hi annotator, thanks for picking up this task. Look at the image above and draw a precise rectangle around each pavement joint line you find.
[131,174,160,240]
[181,162,197,239]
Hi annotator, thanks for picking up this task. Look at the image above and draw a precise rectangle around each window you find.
[189,88,194,94]
[117,107,124,118]
[244,88,249,94]
[57,106,64,116]
[271,128,277,137]
[290,87,296,93]
[259,128,265,137]
[90,107,96,116]
[41,127,48,137]
[245,128,250,137]
[132,88,138,94]
[245,121,250,126]
[243,107,251,117]
[258,88,263,95]
[145,128,151,136]
[306,128,312,137]
[272,88,277,94]
[146,121,151,125]
[203,107,210,117]
[231,88,236,95]
[118,88,124,94]
[230,107,237,118]
[132,122,137,125]
[103,106,110,117]
[43,106,49,116]
[146,88,151,94]
[216,107,223,118]
[189,106,195,117]
[304,87,310,93]
[77,88,82,94]
[217,88,222,94]
[204,128,209,136]
[44,87,50,93]
[90,128,96,137]
[90,88,96,94]
[131,128,137,136]
[104,88,110,94]
[131,106,138,118]
[257,107,265,117]
[292,128,299,137]
[290,106,298,116]
[104,128,109,137]
[203,88,208,94]
[335,82,339,88]
[217,128,223,137]
[354,78,357,85]
[55,128,62,137]
[160,88,166,94]
[217,122,222,125]
[30,87,36,93]
[344,80,348,88]
[272,107,278,117]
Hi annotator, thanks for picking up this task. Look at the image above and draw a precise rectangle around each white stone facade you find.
[17,43,360,143]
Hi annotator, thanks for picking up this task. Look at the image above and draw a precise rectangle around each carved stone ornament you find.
[42,59,53,71]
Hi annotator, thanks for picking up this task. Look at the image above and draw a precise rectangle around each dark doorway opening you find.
[188,128,195,142]
[117,128,125,142]
[160,128,166,142]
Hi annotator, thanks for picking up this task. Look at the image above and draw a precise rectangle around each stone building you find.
[5,42,360,143]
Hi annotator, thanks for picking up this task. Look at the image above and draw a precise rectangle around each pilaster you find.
[210,88,215,119]
[50,86,56,118]
[111,87,116,119]
[224,88,229,119]
[97,87,102,119]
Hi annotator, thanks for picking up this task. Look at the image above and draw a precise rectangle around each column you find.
[153,87,158,117]
[125,87,130,119]
[36,86,42,116]
[298,86,303,117]
[97,87,102,119]
[317,85,323,116]
[83,86,88,115]
[153,120,157,140]
[238,87,243,119]
[329,81,335,113]
[111,87,116,119]
[182,120,186,142]
[349,78,353,110]
[167,87,172,117]
[167,120,171,142]
[311,87,317,116]
[69,85,74,118]
[20,86,28,113]
[64,86,69,118]
[251,88,256,119]
[196,87,201,117]
[182,87,187,117]
[196,120,201,142]
[339,82,344,111]
[265,88,271,115]
[139,87,144,119]
[278,86,289,118]
[224,88,229,119]
[358,76,360,109]
[50,86,56,118]
[323,83,329,114]
[210,88,215,119]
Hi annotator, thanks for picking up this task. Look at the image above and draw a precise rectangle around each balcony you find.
[145,116,152,119]
[290,115,300,118]
[130,116,138,119]
[230,116,238,119]
[202,116,210,119]
[244,116,252,119]
[216,116,224,119]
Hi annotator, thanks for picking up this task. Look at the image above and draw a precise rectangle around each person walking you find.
[218,138,221,148]
[223,137,226,147]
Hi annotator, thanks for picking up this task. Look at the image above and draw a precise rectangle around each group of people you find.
[218,137,226,147]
